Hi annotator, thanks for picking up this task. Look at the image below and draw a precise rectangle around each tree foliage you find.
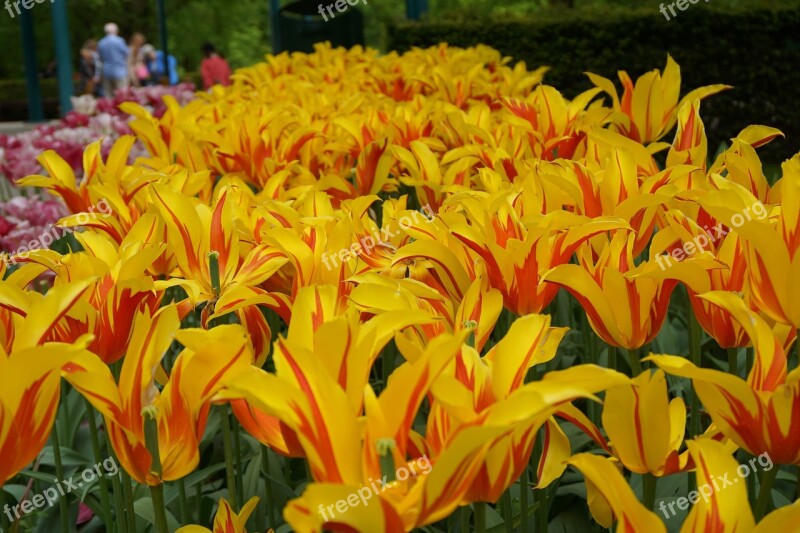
[2,0,268,80]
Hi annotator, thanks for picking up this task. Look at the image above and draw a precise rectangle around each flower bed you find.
[0,84,196,258]
[0,83,196,185]
[1,43,799,533]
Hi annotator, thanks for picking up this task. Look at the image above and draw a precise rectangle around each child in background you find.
[143,45,180,86]
[128,33,148,87]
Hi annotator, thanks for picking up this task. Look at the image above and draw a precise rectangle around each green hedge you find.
[0,78,59,101]
[0,78,60,121]
[387,3,800,163]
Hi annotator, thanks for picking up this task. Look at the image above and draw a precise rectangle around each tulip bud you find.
[376,438,397,483]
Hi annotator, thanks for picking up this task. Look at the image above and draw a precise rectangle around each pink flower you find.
[0,214,13,237]
[0,84,197,184]
[63,110,91,128]
[77,502,94,525]
[0,196,68,253]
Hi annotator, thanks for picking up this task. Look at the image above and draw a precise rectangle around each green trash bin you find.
[279,0,364,53]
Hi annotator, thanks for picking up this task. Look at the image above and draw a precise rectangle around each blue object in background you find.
[148,51,180,85]
[97,34,129,81]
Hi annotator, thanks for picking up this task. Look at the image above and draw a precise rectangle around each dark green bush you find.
[0,79,60,121]
[387,2,800,162]
[0,78,59,101]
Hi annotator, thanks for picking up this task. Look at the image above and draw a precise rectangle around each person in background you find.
[128,32,148,87]
[144,46,180,86]
[97,23,129,96]
[200,42,231,90]
[139,44,156,85]
[78,39,101,96]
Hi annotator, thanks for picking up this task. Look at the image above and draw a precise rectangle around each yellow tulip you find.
[0,280,98,484]
[0,342,95,485]
[693,162,799,328]
[678,439,755,532]
[543,232,679,350]
[150,184,290,363]
[588,55,728,144]
[395,192,628,315]
[602,369,689,476]
[649,292,800,464]
[20,137,138,220]
[231,284,434,457]
[648,212,749,348]
[176,497,261,533]
[221,330,513,531]
[677,438,800,532]
[568,453,666,532]
[666,100,707,169]
[349,274,502,353]
[426,314,571,502]
[12,231,164,363]
[707,125,784,203]
[64,306,252,484]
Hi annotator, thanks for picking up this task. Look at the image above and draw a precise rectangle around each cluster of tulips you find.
[1,42,800,532]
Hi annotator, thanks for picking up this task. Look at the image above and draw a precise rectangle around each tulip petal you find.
[568,453,666,532]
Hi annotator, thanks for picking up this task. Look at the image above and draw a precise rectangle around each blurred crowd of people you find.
[77,22,231,96]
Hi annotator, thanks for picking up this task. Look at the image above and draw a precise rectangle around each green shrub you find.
[0,78,59,101]
[386,2,800,162]
[0,78,60,121]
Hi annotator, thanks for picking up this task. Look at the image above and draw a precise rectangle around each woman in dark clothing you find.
[78,39,101,96]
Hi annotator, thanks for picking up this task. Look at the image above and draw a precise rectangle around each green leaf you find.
[243,455,262,504]
[18,469,65,484]
[1,484,27,502]
[182,462,228,489]
[482,503,504,527]
[547,506,597,533]
[33,501,78,533]
[133,496,181,531]
[37,446,93,468]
